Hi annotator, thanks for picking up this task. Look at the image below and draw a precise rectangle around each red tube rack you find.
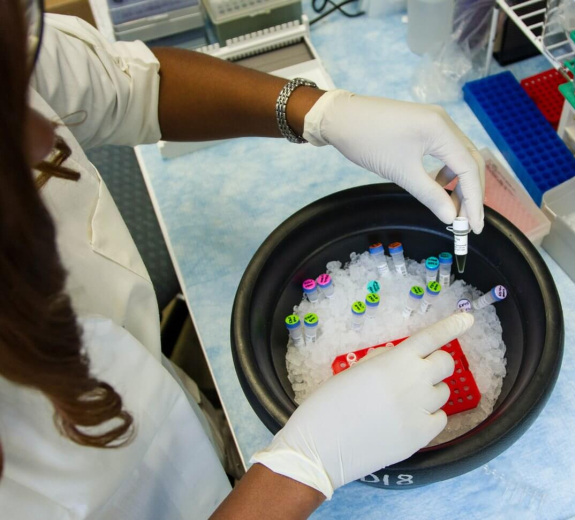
[331,337,481,416]
[520,68,570,130]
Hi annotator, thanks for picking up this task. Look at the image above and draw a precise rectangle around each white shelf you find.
[488,0,575,79]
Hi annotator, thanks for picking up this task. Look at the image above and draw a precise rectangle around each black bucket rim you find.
[231,184,564,472]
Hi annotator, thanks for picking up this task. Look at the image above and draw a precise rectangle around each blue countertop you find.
[135,7,575,519]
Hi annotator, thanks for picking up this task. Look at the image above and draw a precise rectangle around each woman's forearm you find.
[210,464,325,520]
[151,47,324,142]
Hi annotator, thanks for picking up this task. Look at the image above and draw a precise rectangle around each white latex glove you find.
[251,313,474,499]
[303,90,486,234]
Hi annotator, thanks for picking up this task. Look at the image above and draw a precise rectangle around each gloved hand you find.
[303,90,486,234]
[251,313,474,498]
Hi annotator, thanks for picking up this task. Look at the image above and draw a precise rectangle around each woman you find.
[0,1,482,518]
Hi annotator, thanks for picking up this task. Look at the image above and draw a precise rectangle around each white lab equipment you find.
[351,301,367,331]
[369,242,390,276]
[439,252,453,287]
[202,0,302,45]
[425,256,440,284]
[418,281,442,314]
[388,242,407,277]
[106,0,206,43]
[407,0,455,55]
[303,279,319,303]
[403,285,425,317]
[447,216,470,274]
[285,314,305,346]
[316,274,335,298]
[304,313,319,343]
[457,298,472,313]
[365,293,381,318]
[542,176,575,283]
[472,286,508,310]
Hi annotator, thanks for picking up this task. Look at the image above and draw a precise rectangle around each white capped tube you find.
[447,217,470,274]
[472,285,508,310]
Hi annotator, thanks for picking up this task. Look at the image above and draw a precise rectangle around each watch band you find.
[276,78,318,144]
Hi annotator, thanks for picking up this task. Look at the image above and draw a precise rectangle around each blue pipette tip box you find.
[463,71,575,206]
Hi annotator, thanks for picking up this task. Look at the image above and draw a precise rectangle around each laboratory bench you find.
[90,1,575,518]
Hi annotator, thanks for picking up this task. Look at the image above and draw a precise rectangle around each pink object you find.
[316,274,331,287]
[302,279,317,291]
[332,338,480,416]
[444,149,550,245]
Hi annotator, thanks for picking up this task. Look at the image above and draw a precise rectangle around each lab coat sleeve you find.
[30,14,162,149]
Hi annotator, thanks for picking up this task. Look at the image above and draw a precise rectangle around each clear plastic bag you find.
[410,0,495,103]
[557,0,575,33]
[453,0,496,58]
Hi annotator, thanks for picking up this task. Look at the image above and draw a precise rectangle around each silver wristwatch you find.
[276,78,318,144]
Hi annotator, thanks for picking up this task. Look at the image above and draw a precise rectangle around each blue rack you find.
[463,71,575,205]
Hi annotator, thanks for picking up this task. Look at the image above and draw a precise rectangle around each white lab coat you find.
[0,15,231,520]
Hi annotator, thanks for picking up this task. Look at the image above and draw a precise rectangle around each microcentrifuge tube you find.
[418,281,442,315]
[447,217,470,274]
[302,279,319,303]
[316,274,335,299]
[457,298,472,313]
[472,285,508,310]
[425,256,440,285]
[438,252,453,288]
[365,293,380,319]
[403,286,424,318]
[367,280,381,294]
[303,313,319,343]
[351,301,367,331]
[285,314,304,347]
[388,242,407,277]
[369,243,390,276]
